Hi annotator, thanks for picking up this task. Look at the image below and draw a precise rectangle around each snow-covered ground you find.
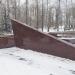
[59,37,75,39]
[38,26,65,32]
[0,47,75,75]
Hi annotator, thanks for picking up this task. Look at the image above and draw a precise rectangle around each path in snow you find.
[0,47,75,75]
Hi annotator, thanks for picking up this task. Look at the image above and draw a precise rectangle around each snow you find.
[0,47,75,75]
[38,27,65,33]
[59,37,75,39]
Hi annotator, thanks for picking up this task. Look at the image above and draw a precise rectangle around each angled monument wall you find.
[0,35,15,48]
[11,19,75,60]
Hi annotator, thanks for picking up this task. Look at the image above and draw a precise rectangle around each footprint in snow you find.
[58,66,62,68]
[19,57,27,61]
[18,57,33,65]
[69,70,75,74]
[9,53,13,55]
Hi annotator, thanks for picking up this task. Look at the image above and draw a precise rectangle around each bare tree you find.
[41,0,44,31]
[36,0,38,29]
[47,0,49,32]
[64,0,71,31]
[55,0,62,31]
[25,0,28,24]
[0,0,5,32]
